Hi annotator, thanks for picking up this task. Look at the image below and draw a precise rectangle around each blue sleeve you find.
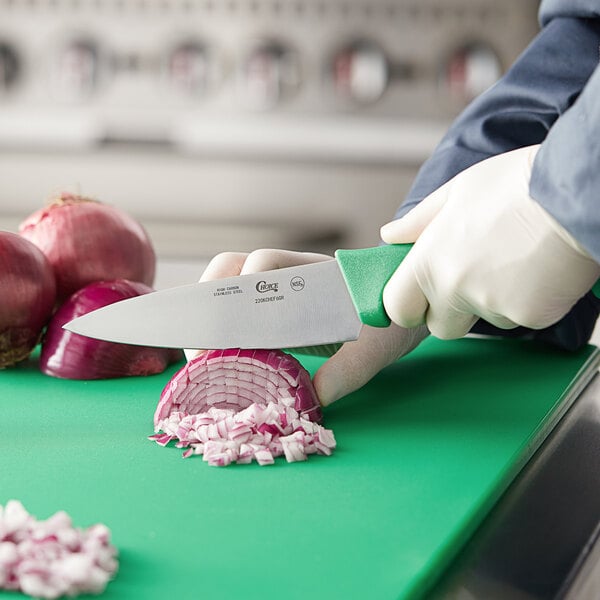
[396,15,600,219]
[530,64,600,263]
[539,0,600,25]
[394,6,600,350]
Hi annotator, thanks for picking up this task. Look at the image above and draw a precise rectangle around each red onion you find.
[0,231,56,368]
[40,279,182,379]
[152,349,336,466]
[155,349,323,426]
[19,193,155,303]
[0,500,118,599]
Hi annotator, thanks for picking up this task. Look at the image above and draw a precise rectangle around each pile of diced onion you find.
[0,500,117,599]
[150,349,336,467]
[151,398,336,466]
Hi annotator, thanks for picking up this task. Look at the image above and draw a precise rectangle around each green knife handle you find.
[335,244,413,327]
[336,244,600,327]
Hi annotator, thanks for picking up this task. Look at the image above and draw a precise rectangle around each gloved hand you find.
[380,145,600,339]
[187,249,429,406]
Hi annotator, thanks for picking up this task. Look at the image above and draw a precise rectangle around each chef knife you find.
[65,242,600,350]
[64,244,413,350]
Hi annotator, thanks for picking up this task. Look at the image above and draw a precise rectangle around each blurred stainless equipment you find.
[0,0,540,282]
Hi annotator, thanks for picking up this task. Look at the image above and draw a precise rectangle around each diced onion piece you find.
[152,401,336,467]
[0,501,118,599]
[151,349,336,467]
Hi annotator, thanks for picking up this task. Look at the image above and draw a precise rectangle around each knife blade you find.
[64,244,414,349]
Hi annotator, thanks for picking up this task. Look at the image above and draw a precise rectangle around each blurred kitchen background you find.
[0,0,541,289]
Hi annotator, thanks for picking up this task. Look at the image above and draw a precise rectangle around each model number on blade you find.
[255,295,284,303]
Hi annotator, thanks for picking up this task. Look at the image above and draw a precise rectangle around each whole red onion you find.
[41,279,182,379]
[0,231,56,368]
[19,193,156,303]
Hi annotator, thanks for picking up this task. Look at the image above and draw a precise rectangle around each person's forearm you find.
[530,63,600,263]
[390,11,600,350]
[396,16,600,219]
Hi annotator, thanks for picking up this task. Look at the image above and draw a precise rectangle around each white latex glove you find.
[380,145,600,339]
[188,249,429,406]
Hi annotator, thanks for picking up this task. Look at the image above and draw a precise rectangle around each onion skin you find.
[0,232,56,368]
[40,279,183,380]
[19,193,156,303]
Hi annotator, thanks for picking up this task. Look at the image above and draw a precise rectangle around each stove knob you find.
[331,41,389,105]
[167,41,213,98]
[240,42,301,109]
[0,42,20,94]
[443,43,502,102]
[52,38,100,101]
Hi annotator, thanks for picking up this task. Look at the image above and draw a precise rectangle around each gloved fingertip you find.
[313,375,341,408]
[315,382,341,407]
[383,272,428,329]
[381,187,450,243]
[318,394,337,408]
[184,348,202,362]
[426,312,477,340]
[380,219,411,243]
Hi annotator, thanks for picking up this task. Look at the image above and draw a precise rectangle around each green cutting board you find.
[1,336,598,600]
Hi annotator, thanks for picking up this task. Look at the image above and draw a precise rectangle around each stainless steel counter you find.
[432,369,600,599]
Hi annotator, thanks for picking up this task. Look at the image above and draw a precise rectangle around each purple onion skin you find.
[40,279,183,380]
[0,232,56,368]
[19,194,156,304]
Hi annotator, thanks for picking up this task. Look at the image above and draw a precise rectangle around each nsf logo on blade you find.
[256,280,279,293]
[290,276,305,291]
